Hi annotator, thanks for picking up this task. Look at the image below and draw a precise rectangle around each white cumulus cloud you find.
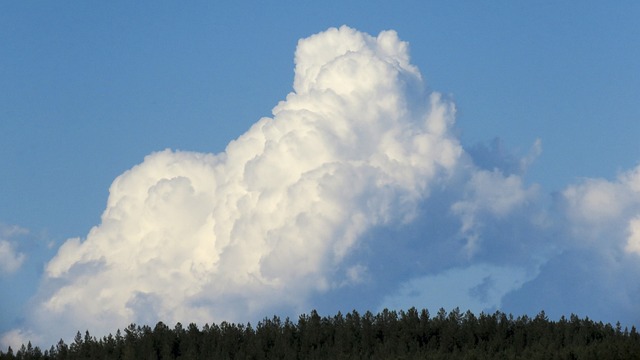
[563,164,640,253]
[499,164,640,324]
[3,26,464,348]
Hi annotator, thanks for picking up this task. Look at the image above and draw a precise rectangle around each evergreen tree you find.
[3,307,639,359]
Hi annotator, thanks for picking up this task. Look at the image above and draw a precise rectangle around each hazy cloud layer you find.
[2,26,639,348]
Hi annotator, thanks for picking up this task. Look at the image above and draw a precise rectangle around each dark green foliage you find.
[1,308,639,359]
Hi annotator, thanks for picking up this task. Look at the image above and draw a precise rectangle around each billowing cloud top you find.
[4,26,639,349]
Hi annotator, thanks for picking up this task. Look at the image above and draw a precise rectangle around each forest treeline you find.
[2,307,639,360]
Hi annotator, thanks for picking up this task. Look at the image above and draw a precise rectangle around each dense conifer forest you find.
[2,308,639,359]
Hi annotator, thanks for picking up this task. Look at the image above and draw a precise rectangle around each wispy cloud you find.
[0,240,25,275]
[0,224,28,275]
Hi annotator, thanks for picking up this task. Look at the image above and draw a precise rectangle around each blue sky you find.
[1,1,639,348]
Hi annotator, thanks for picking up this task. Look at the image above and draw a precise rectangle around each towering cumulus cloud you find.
[4,26,463,346]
